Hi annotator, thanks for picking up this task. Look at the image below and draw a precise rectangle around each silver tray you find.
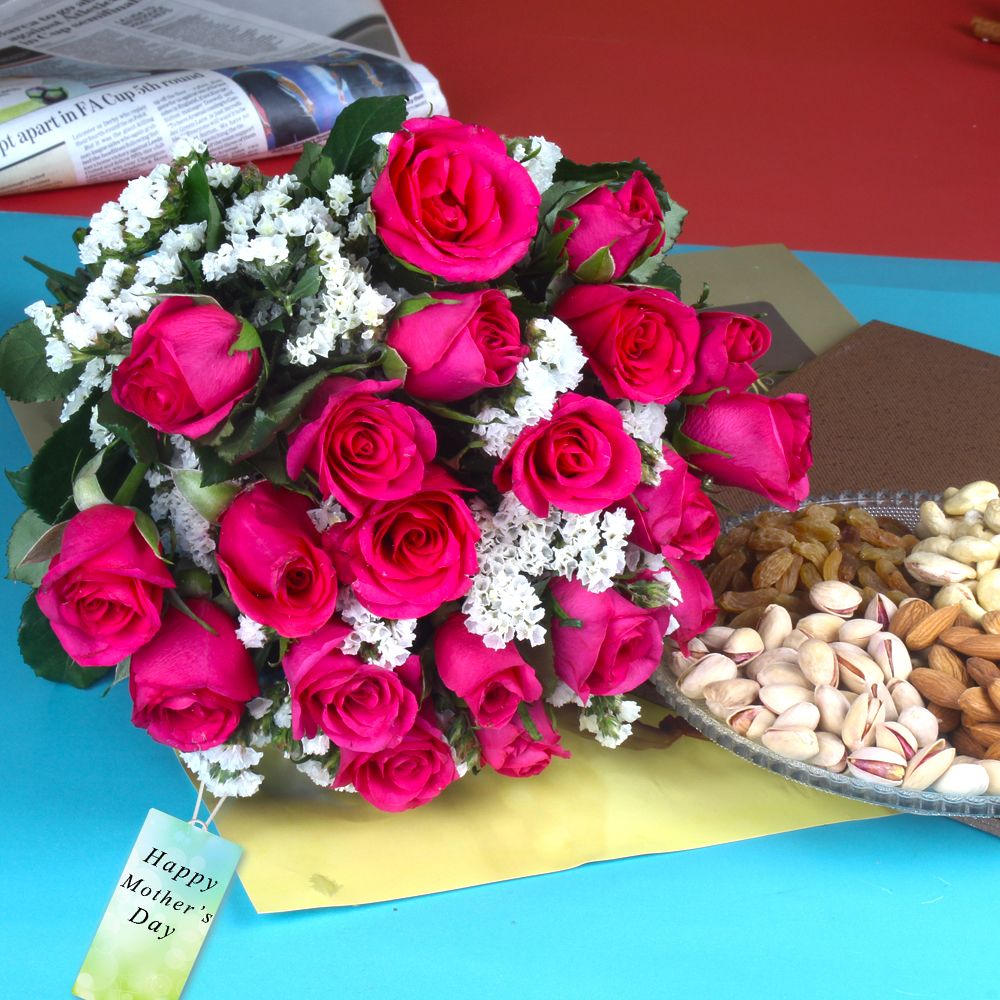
[650,490,1000,818]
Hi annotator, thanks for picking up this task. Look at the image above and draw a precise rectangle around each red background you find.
[2,0,997,260]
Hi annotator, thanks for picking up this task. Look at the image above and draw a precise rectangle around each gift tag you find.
[73,808,241,1000]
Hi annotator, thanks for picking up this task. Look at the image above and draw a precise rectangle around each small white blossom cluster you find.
[236,615,268,649]
[619,400,669,451]
[511,136,563,195]
[307,497,348,533]
[285,229,395,365]
[180,743,263,798]
[475,316,587,457]
[337,590,416,668]
[579,698,642,749]
[61,355,119,423]
[462,495,633,649]
[145,437,217,572]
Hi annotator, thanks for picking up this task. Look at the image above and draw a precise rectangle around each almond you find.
[985,739,1000,762]
[982,610,1000,636]
[941,632,1000,659]
[967,656,1000,688]
[904,604,962,651]
[958,686,1000,724]
[888,599,933,640]
[909,667,966,709]
[927,644,968,684]
[954,611,979,629]
[926,702,961,733]
[951,727,987,758]
[989,679,1000,714]
[965,722,1000,746]
[939,626,985,651]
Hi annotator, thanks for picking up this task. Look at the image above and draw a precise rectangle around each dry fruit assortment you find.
[671,482,1000,797]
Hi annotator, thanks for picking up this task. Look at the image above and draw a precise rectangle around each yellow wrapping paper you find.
[201,702,889,912]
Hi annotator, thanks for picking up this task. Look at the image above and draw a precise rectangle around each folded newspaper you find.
[0,0,445,195]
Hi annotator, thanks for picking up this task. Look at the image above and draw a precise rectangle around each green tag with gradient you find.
[73,808,241,1000]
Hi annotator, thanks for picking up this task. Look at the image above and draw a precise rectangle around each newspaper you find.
[0,0,444,195]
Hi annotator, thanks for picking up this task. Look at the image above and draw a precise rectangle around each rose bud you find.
[129,599,260,752]
[553,171,665,281]
[37,504,175,667]
[663,560,718,655]
[111,296,261,438]
[493,392,642,517]
[285,376,436,515]
[553,284,699,404]
[434,613,543,728]
[334,715,458,812]
[478,701,571,778]
[550,576,670,699]
[217,482,338,638]
[284,619,420,752]
[620,450,720,561]
[332,466,479,620]
[680,391,813,509]
[386,290,528,402]
[371,116,540,282]
[682,311,773,396]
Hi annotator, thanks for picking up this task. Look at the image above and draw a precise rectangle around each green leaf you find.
[216,370,329,463]
[182,161,223,251]
[0,320,82,402]
[409,399,481,425]
[228,318,263,357]
[628,260,682,296]
[6,402,96,522]
[321,95,407,176]
[574,246,616,283]
[18,593,109,688]
[132,510,167,562]
[166,590,218,636]
[380,346,408,382]
[172,469,239,523]
[6,510,52,586]
[389,294,459,321]
[24,257,88,306]
[95,394,158,463]
[287,265,322,305]
[672,426,733,460]
[517,702,543,741]
[191,444,247,488]
[101,656,131,697]
[72,448,111,510]
[553,156,666,191]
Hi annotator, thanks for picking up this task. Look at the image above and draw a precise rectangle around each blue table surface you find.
[2,212,1000,1000]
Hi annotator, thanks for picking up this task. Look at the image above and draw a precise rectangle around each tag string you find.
[188,778,228,831]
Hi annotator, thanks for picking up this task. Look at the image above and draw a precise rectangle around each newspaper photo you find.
[0,0,445,195]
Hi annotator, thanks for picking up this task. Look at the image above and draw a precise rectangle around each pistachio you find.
[797,638,839,687]
[979,759,1000,795]
[700,626,735,651]
[912,536,954,555]
[941,481,999,516]
[846,747,906,785]
[875,721,918,760]
[916,500,950,538]
[897,705,940,747]
[872,682,899,722]
[797,612,848,643]
[809,732,848,771]
[772,701,821,731]
[759,683,815,715]
[903,551,977,586]
[727,705,776,739]
[761,727,820,761]
[703,678,761,718]
[780,628,810,652]
[864,593,897,628]
[758,604,793,650]
[722,627,765,666]
[901,740,956,790]
[837,618,883,647]
[809,580,863,618]
[755,662,812,689]
[841,688,887,751]
[976,568,1000,612]
[888,679,924,714]
[984,499,1000,534]
[678,653,738,699]
[829,642,883,694]
[932,583,977,610]
[743,647,799,681]
[866,631,913,682]
[815,684,851,734]
[932,762,991,796]
[947,537,1000,564]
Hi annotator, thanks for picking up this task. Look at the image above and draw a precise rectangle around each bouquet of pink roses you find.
[1,97,812,812]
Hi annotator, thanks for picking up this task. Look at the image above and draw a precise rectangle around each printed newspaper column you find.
[74,808,241,1000]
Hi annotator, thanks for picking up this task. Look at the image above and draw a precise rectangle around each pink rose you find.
[553,284,699,403]
[284,619,420,752]
[332,466,479,619]
[285,377,435,515]
[371,116,540,282]
[386,290,528,402]
[683,311,772,396]
[478,701,570,778]
[335,714,458,812]
[129,599,259,751]
[621,453,720,561]
[111,297,261,438]
[553,171,665,281]
[217,482,338,637]
[681,392,812,509]
[37,504,175,667]
[549,576,668,699]
[434,613,543,728]
[666,560,717,654]
[494,393,642,517]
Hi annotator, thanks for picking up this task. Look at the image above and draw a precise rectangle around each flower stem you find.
[113,461,149,506]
